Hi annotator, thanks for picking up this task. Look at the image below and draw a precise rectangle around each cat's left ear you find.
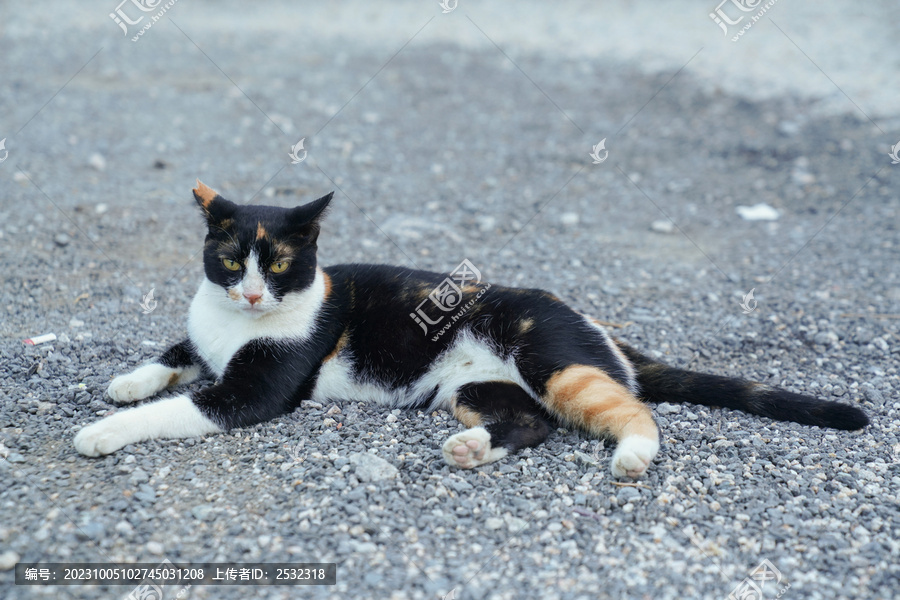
[193,180,237,225]
[287,192,333,228]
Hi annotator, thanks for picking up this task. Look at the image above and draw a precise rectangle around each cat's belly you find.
[310,331,538,408]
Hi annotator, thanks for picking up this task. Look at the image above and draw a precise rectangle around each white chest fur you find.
[188,269,326,376]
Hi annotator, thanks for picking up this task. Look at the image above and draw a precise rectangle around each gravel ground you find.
[2,2,899,599]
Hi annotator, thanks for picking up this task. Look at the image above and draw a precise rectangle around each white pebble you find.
[146,541,164,555]
[115,521,134,535]
[88,153,106,171]
[560,213,580,226]
[477,216,497,232]
[736,203,780,221]
[650,220,675,234]
[0,550,19,570]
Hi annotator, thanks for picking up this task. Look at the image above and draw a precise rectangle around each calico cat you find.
[73,182,870,478]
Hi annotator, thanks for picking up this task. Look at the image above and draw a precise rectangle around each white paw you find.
[107,364,175,403]
[74,396,220,457]
[442,427,508,469]
[610,435,659,479]
[74,417,131,457]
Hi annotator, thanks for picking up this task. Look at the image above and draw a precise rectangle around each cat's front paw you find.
[610,435,659,479]
[107,364,175,403]
[442,427,508,469]
[74,417,131,457]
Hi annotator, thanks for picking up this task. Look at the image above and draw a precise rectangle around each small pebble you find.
[650,220,675,234]
[146,541,165,555]
[0,550,20,571]
[88,153,106,171]
[560,213,580,226]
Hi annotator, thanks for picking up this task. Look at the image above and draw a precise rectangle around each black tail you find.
[617,342,869,431]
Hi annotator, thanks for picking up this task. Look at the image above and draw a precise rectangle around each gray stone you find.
[349,453,399,482]
[191,504,216,521]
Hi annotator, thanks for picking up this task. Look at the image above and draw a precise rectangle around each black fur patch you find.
[457,382,553,451]
[617,342,869,430]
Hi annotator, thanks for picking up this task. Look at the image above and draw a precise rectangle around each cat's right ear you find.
[193,180,237,225]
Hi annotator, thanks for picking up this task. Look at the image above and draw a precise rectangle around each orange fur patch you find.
[323,332,348,363]
[193,180,218,209]
[256,222,267,240]
[519,318,534,333]
[167,372,180,387]
[322,271,332,301]
[228,288,242,301]
[544,365,657,441]
[451,401,484,428]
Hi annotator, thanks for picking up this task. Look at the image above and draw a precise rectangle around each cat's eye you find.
[270,261,290,274]
[222,258,242,271]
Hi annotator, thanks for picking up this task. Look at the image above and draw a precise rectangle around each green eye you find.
[270,261,290,274]
[223,258,241,271]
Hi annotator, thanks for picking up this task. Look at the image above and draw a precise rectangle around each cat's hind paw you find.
[610,435,659,479]
[107,363,177,404]
[442,427,508,469]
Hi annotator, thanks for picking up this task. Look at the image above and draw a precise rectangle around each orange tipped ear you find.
[192,180,237,224]
[193,179,219,210]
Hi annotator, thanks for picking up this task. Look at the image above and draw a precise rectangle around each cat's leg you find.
[107,340,204,403]
[542,365,659,478]
[74,395,220,457]
[77,341,313,457]
[442,382,552,469]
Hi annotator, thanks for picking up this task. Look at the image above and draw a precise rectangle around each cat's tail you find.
[615,341,869,430]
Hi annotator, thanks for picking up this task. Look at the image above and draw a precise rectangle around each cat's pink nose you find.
[243,291,263,305]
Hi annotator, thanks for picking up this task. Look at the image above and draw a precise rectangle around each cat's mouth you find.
[239,300,271,314]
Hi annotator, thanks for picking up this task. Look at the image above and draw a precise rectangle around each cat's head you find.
[192,180,333,316]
